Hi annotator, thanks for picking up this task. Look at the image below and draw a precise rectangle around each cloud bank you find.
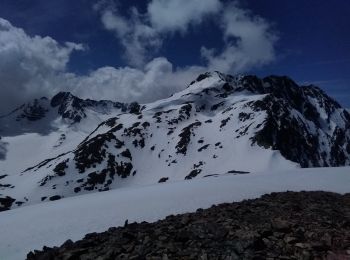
[0,18,84,113]
[0,0,278,114]
[70,58,204,103]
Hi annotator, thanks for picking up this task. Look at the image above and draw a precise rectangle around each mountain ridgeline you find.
[0,72,349,210]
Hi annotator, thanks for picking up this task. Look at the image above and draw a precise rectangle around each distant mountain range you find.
[1,71,349,211]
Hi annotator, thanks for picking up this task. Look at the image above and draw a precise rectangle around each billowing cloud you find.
[201,3,278,73]
[147,0,222,33]
[0,18,84,114]
[0,0,279,113]
[98,6,161,67]
[70,57,204,103]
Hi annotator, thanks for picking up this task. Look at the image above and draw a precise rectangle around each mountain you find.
[0,92,128,135]
[1,71,350,211]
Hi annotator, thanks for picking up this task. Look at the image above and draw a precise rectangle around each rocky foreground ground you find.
[27,191,350,260]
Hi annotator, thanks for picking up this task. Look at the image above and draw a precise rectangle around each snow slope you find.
[0,94,127,175]
[0,167,349,260]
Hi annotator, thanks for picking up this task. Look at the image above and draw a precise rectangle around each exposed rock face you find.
[27,191,350,260]
[244,75,350,167]
[0,195,15,211]
[51,92,127,123]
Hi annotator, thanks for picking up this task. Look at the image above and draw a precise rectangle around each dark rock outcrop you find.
[51,92,127,123]
[0,196,15,211]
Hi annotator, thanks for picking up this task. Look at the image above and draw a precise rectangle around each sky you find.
[0,0,349,113]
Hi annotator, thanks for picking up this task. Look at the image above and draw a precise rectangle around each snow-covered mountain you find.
[1,71,350,210]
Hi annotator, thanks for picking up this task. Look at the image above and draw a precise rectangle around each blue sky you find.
[0,0,349,111]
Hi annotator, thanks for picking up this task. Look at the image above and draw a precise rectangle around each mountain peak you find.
[50,92,85,122]
[193,72,341,110]
[50,92,78,108]
[49,92,130,122]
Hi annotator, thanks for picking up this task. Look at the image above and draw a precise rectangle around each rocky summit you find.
[1,72,350,211]
[27,191,350,260]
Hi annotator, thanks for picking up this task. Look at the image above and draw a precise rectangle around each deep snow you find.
[0,166,349,260]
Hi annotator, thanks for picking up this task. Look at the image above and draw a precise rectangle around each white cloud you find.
[201,3,278,73]
[97,4,161,67]
[0,18,84,114]
[70,57,204,103]
[147,0,222,33]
